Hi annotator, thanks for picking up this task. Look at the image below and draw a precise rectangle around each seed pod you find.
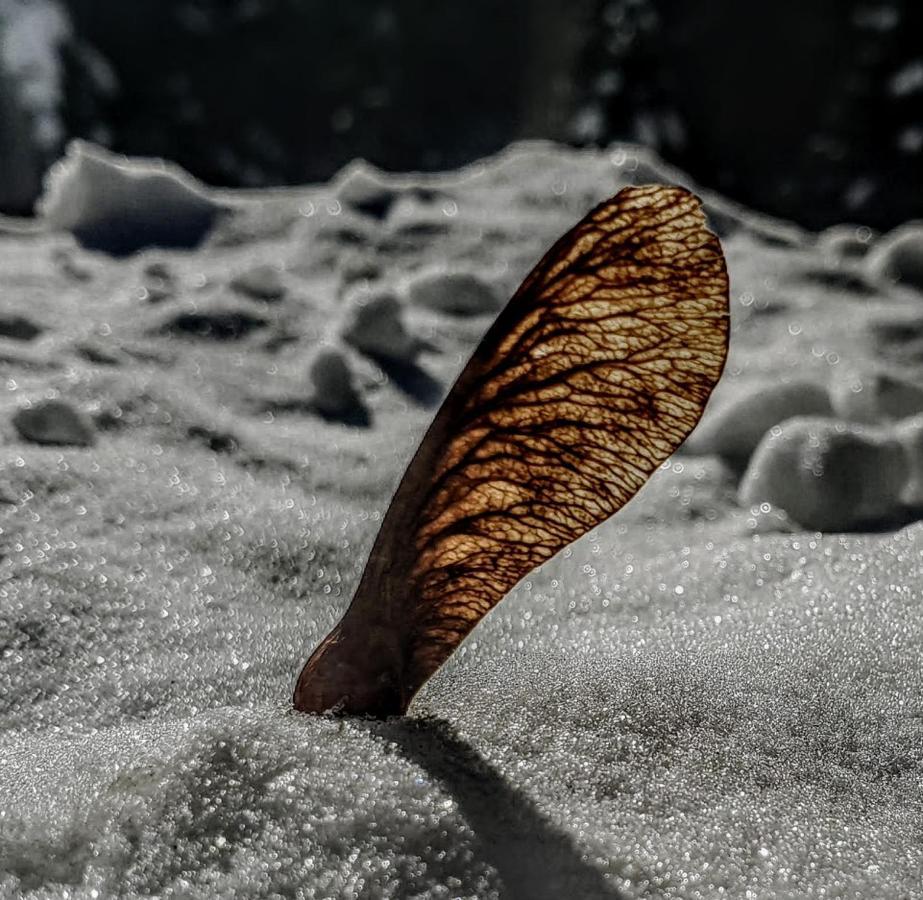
[294,184,730,717]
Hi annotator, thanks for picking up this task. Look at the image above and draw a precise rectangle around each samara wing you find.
[294,184,730,716]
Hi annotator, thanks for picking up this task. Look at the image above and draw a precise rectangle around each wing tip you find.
[591,183,718,240]
[609,182,705,215]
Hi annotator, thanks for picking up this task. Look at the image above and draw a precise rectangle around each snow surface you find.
[1,141,923,898]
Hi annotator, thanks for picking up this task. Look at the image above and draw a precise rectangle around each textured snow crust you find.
[1,141,923,898]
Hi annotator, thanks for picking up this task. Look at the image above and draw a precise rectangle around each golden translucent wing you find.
[294,184,729,716]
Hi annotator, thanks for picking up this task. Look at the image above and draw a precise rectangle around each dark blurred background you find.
[1,0,921,229]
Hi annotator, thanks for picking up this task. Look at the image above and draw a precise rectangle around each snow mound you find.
[229,264,287,302]
[334,159,400,220]
[12,398,96,446]
[158,301,269,342]
[404,268,502,316]
[0,313,44,342]
[817,224,876,260]
[739,416,908,530]
[896,414,923,507]
[684,379,832,464]
[37,140,225,256]
[829,366,923,424]
[308,345,365,418]
[138,260,177,304]
[340,288,418,362]
[866,221,923,291]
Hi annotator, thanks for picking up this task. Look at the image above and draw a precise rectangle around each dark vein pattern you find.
[294,184,730,716]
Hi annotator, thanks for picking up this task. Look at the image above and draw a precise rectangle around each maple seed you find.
[293,184,730,717]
